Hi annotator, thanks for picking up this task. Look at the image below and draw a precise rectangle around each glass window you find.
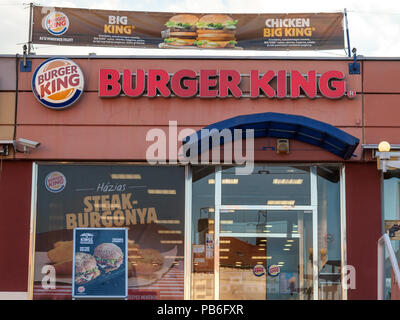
[32,164,185,300]
[317,165,342,300]
[383,170,400,300]
[191,166,215,300]
[220,210,303,235]
[221,165,310,206]
[219,210,313,300]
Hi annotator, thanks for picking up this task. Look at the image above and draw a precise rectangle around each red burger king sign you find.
[32,58,84,110]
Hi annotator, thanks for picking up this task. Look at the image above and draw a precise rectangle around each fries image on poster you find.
[72,228,128,298]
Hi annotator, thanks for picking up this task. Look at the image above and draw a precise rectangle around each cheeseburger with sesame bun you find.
[195,14,238,48]
[75,252,101,284]
[163,14,199,47]
[94,243,124,273]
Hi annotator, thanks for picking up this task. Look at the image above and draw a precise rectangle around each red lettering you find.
[147,69,171,97]
[69,74,80,87]
[219,70,242,98]
[95,68,348,100]
[250,70,275,98]
[122,69,145,97]
[199,70,218,98]
[38,74,44,85]
[276,70,287,98]
[319,71,346,99]
[99,69,121,97]
[290,70,317,99]
[56,76,68,91]
[40,82,51,98]
[171,69,197,98]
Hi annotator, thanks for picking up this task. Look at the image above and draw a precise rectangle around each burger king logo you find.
[32,58,84,110]
[268,265,281,277]
[253,264,266,277]
[45,11,69,36]
[77,286,85,293]
[45,171,66,193]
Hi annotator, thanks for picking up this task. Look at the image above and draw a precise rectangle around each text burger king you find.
[32,57,84,110]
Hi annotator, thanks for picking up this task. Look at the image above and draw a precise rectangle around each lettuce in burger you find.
[196,14,238,48]
[163,14,199,47]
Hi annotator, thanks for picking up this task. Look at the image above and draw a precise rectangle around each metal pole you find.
[377,234,400,300]
[340,165,348,300]
[214,166,221,300]
[28,2,34,54]
[184,165,192,300]
[310,166,319,300]
[377,236,385,300]
[344,8,351,57]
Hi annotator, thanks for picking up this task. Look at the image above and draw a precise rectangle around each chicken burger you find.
[94,243,124,273]
[74,252,101,284]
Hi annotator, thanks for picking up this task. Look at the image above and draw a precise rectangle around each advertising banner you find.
[72,228,128,298]
[32,6,344,50]
[32,164,185,300]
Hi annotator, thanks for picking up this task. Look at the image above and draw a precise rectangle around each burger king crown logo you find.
[253,264,266,277]
[268,264,281,277]
[32,58,84,110]
[45,171,66,193]
[45,11,69,36]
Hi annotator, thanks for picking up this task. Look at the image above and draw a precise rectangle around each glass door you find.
[214,165,319,300]
[190,164,338,300]
[217,210,313,300]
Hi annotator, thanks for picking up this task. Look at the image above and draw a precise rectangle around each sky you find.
[1,0,400,57]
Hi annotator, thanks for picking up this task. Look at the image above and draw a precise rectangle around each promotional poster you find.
[32,6,345,50]
[72,228,128,298]
[33,164,185,300]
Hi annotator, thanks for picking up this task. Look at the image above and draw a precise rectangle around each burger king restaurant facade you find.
[0,53,399,300]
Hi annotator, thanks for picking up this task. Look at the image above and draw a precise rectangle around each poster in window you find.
[32,164,185,300]
[72,228,128,298]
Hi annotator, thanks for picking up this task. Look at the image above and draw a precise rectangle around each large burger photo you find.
[161,14,199,47]
[195,14,238,48]
[74,252,101,284]
[93,243,124,273]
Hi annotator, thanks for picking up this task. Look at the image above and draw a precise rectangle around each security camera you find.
[16,138,40,153]
[18,138,40,148]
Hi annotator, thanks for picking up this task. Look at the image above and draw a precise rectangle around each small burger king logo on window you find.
[268,264,281,277]
[45,11,69,36]
[253,264,266,277]
[32,58,84,110]
[45,171,66,193]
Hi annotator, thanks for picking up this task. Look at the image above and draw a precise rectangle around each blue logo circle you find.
[32,58,84,110]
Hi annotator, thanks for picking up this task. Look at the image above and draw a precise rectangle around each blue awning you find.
[183,112,359,160]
